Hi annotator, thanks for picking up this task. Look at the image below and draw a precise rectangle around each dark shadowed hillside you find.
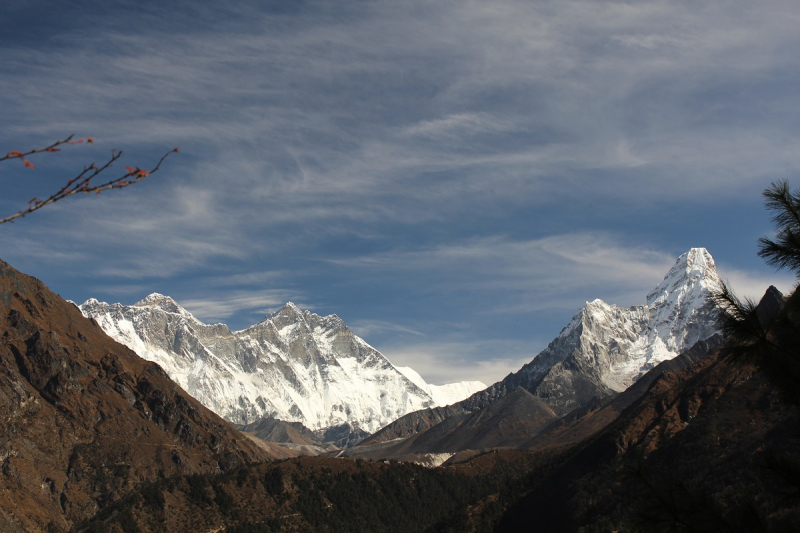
[495,339,800,532]
[74,453,546,532]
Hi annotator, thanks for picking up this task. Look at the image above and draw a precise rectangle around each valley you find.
[1,246,798,532]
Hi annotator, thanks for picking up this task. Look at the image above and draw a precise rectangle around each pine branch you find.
[763,181,800,234]
[759,181,800,274]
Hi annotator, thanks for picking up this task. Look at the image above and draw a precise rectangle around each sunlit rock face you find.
[496,247,722,416]
[349,248,724,449]
[80,297,486,439]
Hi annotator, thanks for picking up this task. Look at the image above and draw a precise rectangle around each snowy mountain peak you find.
[586,298,611,310]
[283,301,301,312]
[685,246,714,268]
[646,248,720,307]
[266,301,303,319]
[256,303,348,341]
[133,292,199,321]
[80,295,486,438]
[594,247,720,390]
[513,248,722,413]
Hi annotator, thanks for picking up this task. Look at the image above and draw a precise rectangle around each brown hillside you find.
[0,259,271,532]
[522,335,724,453]
[497,341,800,531]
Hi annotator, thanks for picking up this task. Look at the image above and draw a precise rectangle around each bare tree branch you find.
[1,134,79,165]
[1,136,177,225]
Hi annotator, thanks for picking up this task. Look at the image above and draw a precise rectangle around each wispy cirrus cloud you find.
[4,0,799,197]
[400,112,523,140]
[380,339,534,386]
[328,232,677,311]
[178,289,307,326]
[349,320,426,339]
[2,0,799,386]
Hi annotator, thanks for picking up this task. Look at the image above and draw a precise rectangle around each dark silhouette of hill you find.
[73,453,544,532]
[496,335,800,531]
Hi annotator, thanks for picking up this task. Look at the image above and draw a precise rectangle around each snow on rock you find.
[598,247,722,390]
[80,296,486,436]
[394,366,486,407]
[507,247,722,415]
[413,453,456,468]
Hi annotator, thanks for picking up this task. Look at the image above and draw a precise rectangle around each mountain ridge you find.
[357,248,722,453]
[80,296,486,441]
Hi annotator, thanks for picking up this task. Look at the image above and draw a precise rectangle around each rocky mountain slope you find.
[521,333,725,453]
[70,286,800,533]
[498,302,799,531]
[0,259,271,533]
[80,297,485,441]
[357,248,722,454]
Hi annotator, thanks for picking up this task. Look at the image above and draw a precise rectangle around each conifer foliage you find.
[759,181,800,273]
[712,180,800,400]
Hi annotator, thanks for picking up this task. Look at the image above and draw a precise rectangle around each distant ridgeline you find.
[80,296,485,447]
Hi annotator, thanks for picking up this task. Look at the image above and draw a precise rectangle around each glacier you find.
[394,366,486,407]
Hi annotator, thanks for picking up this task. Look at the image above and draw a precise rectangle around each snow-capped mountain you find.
[79,296,486,437]
[362,247,724,449]
[475,246,722,415]
[393,366,486,407]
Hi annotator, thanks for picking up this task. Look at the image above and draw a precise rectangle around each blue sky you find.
[1,0,798,385]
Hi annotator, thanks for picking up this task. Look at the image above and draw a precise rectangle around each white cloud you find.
[400,112,522,140]
[380,339,534,386]
[715,264,795,303]
[177,290,304,326]
[611,33,686,51]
